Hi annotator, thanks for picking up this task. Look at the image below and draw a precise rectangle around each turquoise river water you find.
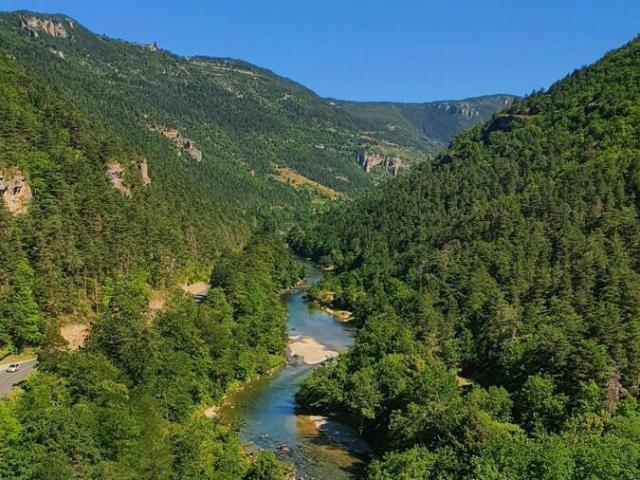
[219,262,368,479]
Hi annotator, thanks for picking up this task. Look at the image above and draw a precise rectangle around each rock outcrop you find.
[151,125,203,161]
[144,42,158,52]
[384,156,402,176]
[107,159,151,195]
[106,162,131,196]
[48,48,65,59]
[137,159,151,186]
[0,169,32,214]
[356,152,402,176]
[60,323,89,351]
[437,101,480,118]
[357,152,384,172]
[19,15,72,38]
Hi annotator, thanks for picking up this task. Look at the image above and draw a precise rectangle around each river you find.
[218,262,368,479]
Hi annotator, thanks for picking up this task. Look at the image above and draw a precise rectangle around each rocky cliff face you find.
[152,126,203,161]
[0,168,32,214]
[106,159,150,195]
[357,153,384,172]
[19,15,72,38]
[106,162,130,196]
[436,101,480,118]
[138,159,151,186]
[356,152,402,176]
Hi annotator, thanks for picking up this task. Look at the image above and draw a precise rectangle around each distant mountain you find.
[335,94,515,153]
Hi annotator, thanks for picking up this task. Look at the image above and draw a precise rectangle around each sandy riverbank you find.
[287,335,339,365]
[318,305,352,322]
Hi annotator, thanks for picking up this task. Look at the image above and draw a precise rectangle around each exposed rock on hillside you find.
[152,125,203,161]
[385,156,402,176]
[0,168,32,214]
[436,101,480,118]
[357,152,384,172]
[19,15,72,38]
[59,323,89,351]
[106,161,131,196]
[181,282,210,303]
[356,152,403,176]
[48,47,65,59]
[107,159,151,194]
[137,159,151,186]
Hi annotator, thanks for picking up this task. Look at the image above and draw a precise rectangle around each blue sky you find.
[2,1,639,102]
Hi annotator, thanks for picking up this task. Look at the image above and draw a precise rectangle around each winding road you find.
[0,359,37,397]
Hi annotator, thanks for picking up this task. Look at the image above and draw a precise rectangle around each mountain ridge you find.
[335,94,516,153]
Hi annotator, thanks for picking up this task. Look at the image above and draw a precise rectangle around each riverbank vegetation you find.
[293,37,640,478]
[0,235,300,479]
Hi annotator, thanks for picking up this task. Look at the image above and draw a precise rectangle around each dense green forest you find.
[292,36,640,478]
[0,39,304,477]
[1,233,300,479]
[6,8,637,480]
[0,10,474,335]
[0,12,311,479]
[0,10,375,349]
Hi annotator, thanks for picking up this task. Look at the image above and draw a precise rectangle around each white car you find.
[6,363,20,373]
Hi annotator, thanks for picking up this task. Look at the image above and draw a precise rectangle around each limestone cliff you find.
[0,168,32,214]
[19,15,72,38]
[436,101,480,118]
[144,42,159,52]
[152,125,203,161]
[138,159,151,186]
[357,152,403,176]
[106,162,130,196]
[107,159,151,195]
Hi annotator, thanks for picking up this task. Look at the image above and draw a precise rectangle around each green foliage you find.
[0,236,298,478]
[6,260,44,348]
[243,451,289,480]
[0,9,415,353]
[293,36,640,478]
[367,446,439,480]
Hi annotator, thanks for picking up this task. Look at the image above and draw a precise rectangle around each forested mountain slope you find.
[0,9,517,480]
[0,10,434,343]
[0,11,435,193]
[336,94,515,154]
[292,36,640,478]
[0,46,304,477]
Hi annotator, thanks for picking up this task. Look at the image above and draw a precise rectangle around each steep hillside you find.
[0,11,434,190]
[293,37,640,478]
[336,94,515,153]
[0,10,440,332]
[0,41,305,476]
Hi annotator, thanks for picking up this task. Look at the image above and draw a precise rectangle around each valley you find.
[0,6,638,480]
[218,262,365,479]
